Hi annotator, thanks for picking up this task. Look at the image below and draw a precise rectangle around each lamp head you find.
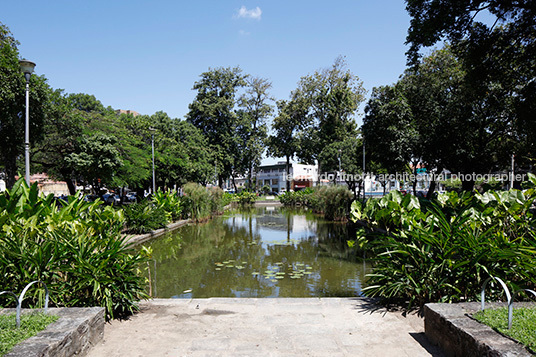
[19,60,36,83]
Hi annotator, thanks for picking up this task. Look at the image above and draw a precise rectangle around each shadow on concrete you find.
[410,332,446,357]
[348,297,446,356]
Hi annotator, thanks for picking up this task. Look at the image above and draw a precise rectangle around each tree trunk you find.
[247,167,253,191]
[231,175,238,192]
[426,180,436,200]
[356,180,362,201]
[66,178,76,195]
[348,181,357,199]
[461,178,474,192]
[4,156,17,189]
[286,156,291,192]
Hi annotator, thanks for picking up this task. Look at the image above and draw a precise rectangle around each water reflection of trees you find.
[145,208,370,298]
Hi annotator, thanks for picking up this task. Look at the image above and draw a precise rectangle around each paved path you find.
[88,298,445,357]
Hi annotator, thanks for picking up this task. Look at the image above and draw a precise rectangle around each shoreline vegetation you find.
[0,180,230,322]
[348,174,536,309]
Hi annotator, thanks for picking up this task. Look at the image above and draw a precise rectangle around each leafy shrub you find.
[279,188,313,206]
[180,183,225,221]
[208,186,225,213]
[152,188,182,221]
[351,174,536,308]
[123,199,169,234]
[221,192,234,207]
[236,191,257,205]
[0,179,148,320]
[310,185,353,221]
[280,186,352,221]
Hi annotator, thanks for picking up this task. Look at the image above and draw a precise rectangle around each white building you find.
[256,162,318,193]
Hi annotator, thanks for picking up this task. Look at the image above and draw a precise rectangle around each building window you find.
[272,179,279,185]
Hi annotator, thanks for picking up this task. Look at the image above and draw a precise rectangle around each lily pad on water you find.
[215,268,222,270]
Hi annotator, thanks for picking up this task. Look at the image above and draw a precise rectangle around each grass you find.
[0,312,59,356]
[473,306,536,352]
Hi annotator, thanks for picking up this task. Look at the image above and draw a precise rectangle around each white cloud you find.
[235,6,262,20]
[239,29,251,36]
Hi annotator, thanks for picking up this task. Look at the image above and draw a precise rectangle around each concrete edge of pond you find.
[124,203,241,246]
[424,301,534,356]
[2,307,105,357]
[254,201,282,206]
[124,203,284,246]
[124,219,191,246]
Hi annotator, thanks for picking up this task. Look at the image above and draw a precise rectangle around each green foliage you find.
[309,186,353,221]
[186,66,247,186]
[208,186,225,213]
[440,178,462,192]
[267,100,304,191]
[221,192,234,207]
[279,188,313,207]
[123,199,169,234]
[235,76,273,189]
[318,136,364,193]
[291,57,366,169]
[180,183,225,221]
[279,186,352,221]
[0,179,148,320]
[64,132,122,190]
[474,307,536,351]
[0,312,59,356]
[152,188,182,221]
[236,191,257,205]
[351,188,536,308]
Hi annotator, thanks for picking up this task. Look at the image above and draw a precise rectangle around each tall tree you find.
[406,0,536,172]
[267,99,306,192]
[32,89,85,194]
[291,57,366,175]
[0,22,50,188]
[318,136,364,195]
[64,133,122,193]
[186,67,247,187]
[237,76,273,190]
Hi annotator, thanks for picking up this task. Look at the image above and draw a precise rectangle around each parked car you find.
[84,194,99,202]
[102,193,121,206]
[125,192,137,203]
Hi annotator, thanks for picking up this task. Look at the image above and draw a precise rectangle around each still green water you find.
[141,206,371,298]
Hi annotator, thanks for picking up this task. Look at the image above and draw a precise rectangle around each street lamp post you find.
[362,138,366,200]
[338,148,342,184]
[19,60,36,186]
[149,127,156,194]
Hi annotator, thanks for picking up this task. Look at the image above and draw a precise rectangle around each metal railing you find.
[481,276,536,330]
[0,280,49,328]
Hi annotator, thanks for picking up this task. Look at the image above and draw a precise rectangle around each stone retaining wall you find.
[4,307,104,357]
[424,302,533,356]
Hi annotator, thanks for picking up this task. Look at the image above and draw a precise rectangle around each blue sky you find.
[3,0,411,126]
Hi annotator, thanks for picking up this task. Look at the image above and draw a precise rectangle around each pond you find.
[141,206,371,298]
